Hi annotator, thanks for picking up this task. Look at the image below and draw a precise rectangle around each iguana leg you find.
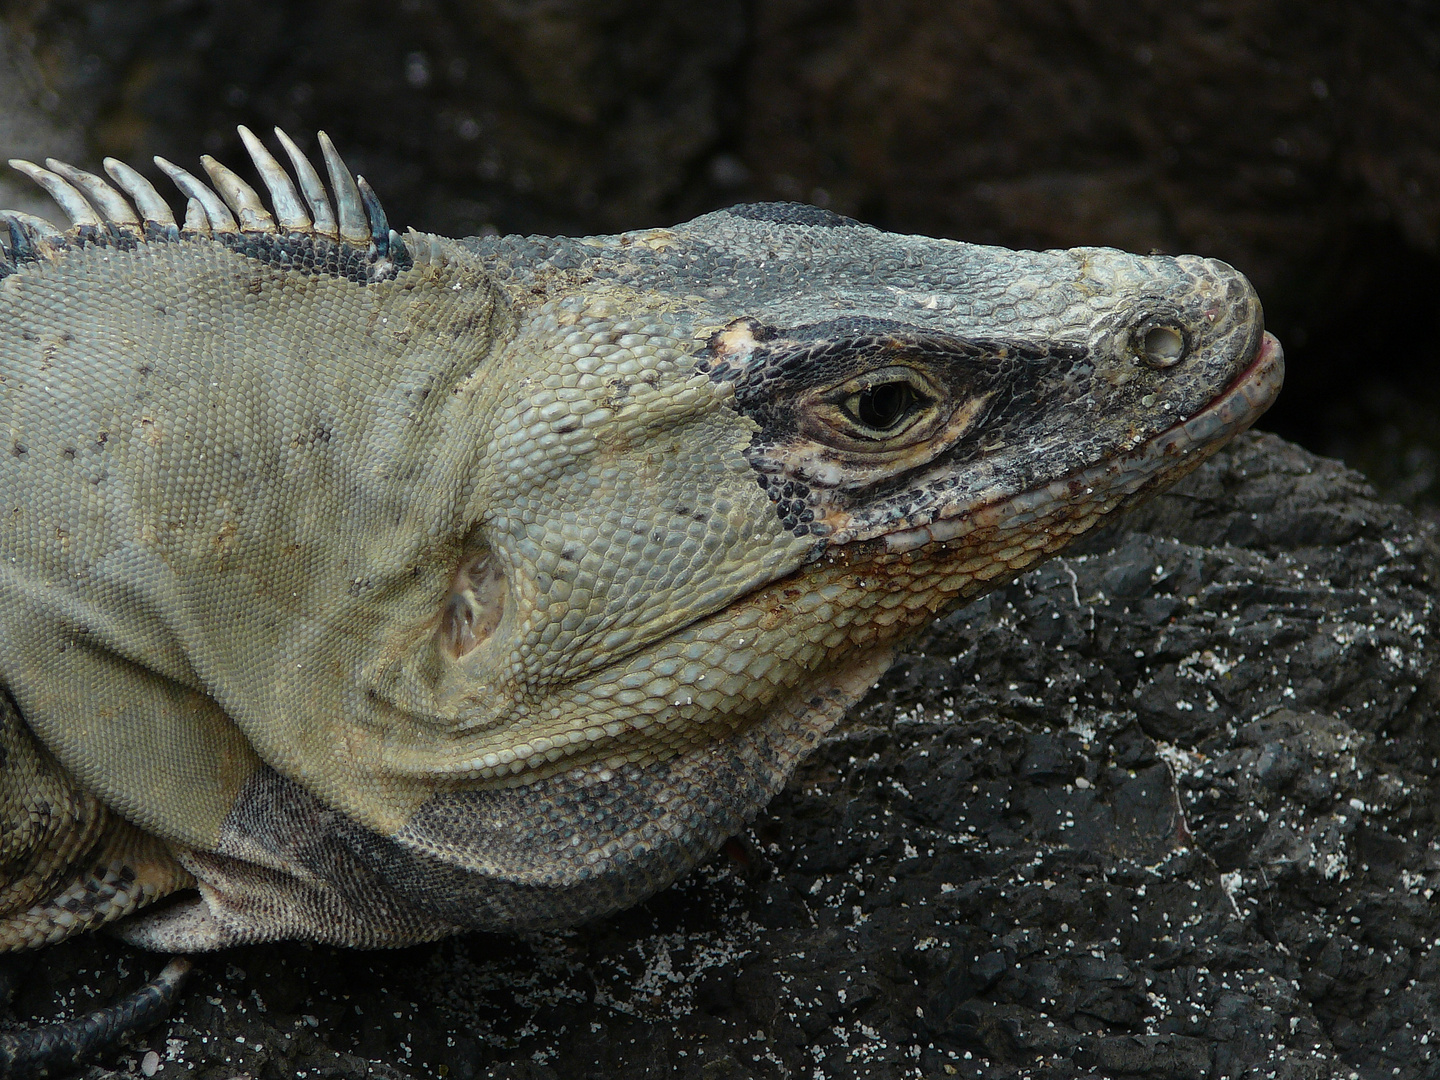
[0,691,193,950]
[0,693,196,1074]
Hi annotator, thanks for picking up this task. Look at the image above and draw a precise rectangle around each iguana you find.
[0,127,1281,1065]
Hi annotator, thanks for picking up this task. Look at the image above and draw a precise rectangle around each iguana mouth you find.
[878,330,1284,554]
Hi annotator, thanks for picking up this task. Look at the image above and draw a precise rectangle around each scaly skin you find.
[0,132,1282,955]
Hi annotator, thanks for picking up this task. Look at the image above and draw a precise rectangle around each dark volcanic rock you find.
[6,432,1440,1079]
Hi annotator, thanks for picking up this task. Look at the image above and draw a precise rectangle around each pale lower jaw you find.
[880,331,1285,555]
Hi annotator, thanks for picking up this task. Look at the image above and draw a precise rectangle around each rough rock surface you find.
[4,432,1438,1079]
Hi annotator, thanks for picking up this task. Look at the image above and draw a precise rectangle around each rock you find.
[742,1,1440,312]
[6,432,1438,1078]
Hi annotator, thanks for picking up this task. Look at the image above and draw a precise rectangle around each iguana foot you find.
[0,957,191,1079]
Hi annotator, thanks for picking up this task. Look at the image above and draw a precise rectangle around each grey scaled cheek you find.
[467,299,814,692]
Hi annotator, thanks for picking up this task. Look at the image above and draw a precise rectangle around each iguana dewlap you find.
[0,129,1282,952]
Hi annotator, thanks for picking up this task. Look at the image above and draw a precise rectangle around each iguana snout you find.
[696,249,1270,552]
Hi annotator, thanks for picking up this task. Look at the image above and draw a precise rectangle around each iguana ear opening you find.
[437,550,506,660]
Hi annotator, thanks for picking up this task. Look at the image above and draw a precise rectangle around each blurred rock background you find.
[1,1,1437,514]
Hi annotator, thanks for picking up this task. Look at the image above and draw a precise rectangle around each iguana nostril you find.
[1138,324,1187,368]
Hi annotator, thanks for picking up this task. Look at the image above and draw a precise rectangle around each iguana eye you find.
[850,380,921,431]
[817,367,939,445]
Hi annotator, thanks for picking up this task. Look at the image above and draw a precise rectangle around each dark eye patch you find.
[697,316,1093,536]
[698,316,1086,421]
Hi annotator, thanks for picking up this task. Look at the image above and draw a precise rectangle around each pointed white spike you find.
[237,126,310,231]
[318,131,369,243]
[274,128,336,237]
[182,196,211,236]
[4,211,65,241]
[8,160,101,227]
[356,175,390,255]
[1,213,55,263]
[154,156,237,233]
[44,160,140,226]
[102,158,177,228]
[200,154,275,233]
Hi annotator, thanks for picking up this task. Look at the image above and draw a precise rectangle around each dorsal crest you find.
[2,127,413,286]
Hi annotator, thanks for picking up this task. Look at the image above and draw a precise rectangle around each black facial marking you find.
[701,317,1093,538]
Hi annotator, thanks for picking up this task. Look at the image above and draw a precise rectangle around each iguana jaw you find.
[879,330,1284,554]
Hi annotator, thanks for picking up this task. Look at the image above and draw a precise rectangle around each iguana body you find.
[0,129,1282,954]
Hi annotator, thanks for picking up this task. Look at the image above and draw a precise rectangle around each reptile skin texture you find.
[0,130,1282,952]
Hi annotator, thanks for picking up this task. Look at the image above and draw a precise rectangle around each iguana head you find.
[368,205,1280,928]
[3,134,1280,939]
